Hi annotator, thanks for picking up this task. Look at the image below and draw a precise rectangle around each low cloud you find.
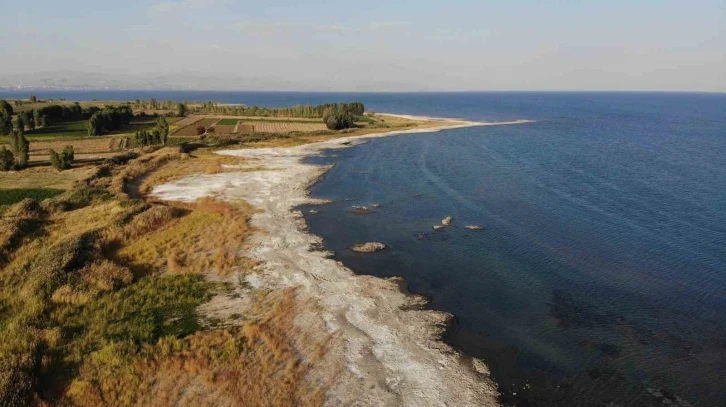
[150,0,224,13]
[369,21,412,30]
[232,21,348,35]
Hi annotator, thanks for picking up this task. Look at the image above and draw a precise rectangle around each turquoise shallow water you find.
[3,90,724,406]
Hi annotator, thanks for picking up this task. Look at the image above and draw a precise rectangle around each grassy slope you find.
[0,111,438,406]
[0,147,327,406]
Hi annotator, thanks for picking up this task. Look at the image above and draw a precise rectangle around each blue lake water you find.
[298,93,726,407]
[3,90,724,406]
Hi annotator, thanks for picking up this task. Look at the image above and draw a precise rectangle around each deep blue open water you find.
[298,93,726,407]
[3,90,724,406]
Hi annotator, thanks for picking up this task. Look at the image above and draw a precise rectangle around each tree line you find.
[0,100,103,134]
[191,101,365,119]
[134,117,170,147]
[86,106,133,136]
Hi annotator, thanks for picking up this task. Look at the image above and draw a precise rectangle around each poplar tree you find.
[156,116,169,145]
[9,129,29,169]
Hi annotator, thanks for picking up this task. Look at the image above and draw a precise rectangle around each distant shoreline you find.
[151,114,533,405]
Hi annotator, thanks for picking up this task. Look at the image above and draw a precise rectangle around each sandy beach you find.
[151,115,532,406]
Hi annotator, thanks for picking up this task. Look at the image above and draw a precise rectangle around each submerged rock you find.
[350,242,387,253]
[309,209,319,214]
[465,225,485,230]
[349,208,375,215]
[442,216,453,225]
[369,203,381,208]
[416,233,426,240]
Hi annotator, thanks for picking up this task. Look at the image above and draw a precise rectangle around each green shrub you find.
[0,147,14,171]
[8,130,29,170]
[322,108,356,130]
[49,146,74,171]
[0,190,62,207]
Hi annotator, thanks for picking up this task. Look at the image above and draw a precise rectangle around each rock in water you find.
[433,225,445,231]
[465,225,485,230]
[442,216,453,225]
[349,208,375,215]
[309,209,319,214]
[350,242,387,253]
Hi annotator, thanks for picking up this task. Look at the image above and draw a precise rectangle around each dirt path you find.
[150,118,532,406]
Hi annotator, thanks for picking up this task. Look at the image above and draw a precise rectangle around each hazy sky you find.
[1,0,724,91]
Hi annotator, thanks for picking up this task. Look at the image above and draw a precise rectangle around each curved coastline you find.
[151,115,533,406]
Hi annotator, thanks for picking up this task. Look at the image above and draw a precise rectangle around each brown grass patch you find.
[64,289,328,407]
[113,198,255,276]
[110,147,182,198]
[28,137,118,155]
[0,166,97,190]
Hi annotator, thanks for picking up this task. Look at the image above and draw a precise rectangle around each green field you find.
[22,117,183,140]
[0,188,64,206]
[23,120,90,139]
[217,118,241,125]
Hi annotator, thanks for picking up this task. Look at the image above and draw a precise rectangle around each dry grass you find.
[64,289,327,407]
[0,166,97,190]
[137,149,251,196]
[27,137,119,155]
[109,147,183,198]
[114,198,255,276]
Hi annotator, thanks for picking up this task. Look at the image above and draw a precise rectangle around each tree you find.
[196,126,206,136]
[0,111,11,135]
[156,116,169,145]
[9,129,29,169]
[16,115,25,132]
[176,103,186,117]
[29,95,37,103]
[33,109,42,128]
[49,146,74,170]
[0,100,13,117]
[19,111,35,131]
[0,147,14,171]
[322,107,355,130]
[86,105,133,136]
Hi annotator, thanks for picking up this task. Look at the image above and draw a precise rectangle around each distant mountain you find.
[0,71,426,92]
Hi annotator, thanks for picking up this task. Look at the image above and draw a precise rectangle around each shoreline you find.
[151,115,532,406]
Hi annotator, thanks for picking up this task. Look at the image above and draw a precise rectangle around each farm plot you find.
[217,118,240,126]
[172,118,219,137]
[213,125,237,134]
[173,116,204,128]
[250,121,327,133]
[28,138,117,155]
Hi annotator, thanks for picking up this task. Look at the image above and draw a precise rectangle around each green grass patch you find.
[23,117,183,140]
[24,120,89,139]
[0,188,64,206]
[217,118,240,126]
[56,274,217,346]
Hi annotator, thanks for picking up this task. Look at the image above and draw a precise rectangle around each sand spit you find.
[151,117,530,406]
